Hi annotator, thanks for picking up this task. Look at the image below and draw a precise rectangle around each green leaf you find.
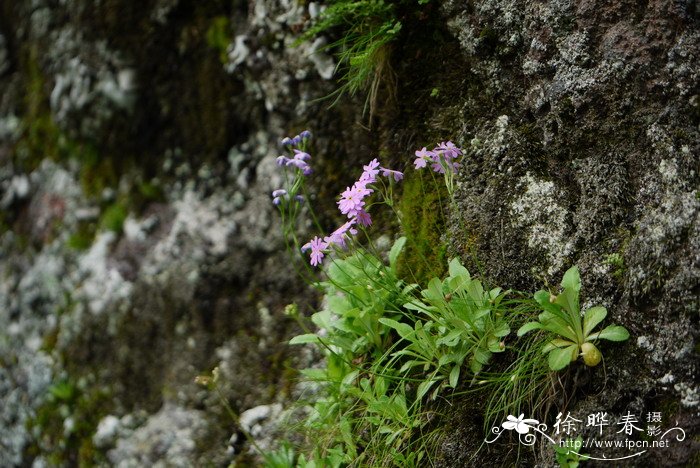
[449,365,461,388]
[289,333,321,345]
[561,266,581,292]
[416,379,438,401]
[436,329,462,347]
[583,306,607,336]
[378,318,414,339]
[425,277,444,303]
[548,344,578,370]
[540,316,579,342]
[466,280,485,303]
[588,325,629,342]
[389,236,406,271]
[542,338,576,354]
[517,321,543,336]
[448,258,470,279]
[487,336,504,353]
[492,321,510,337]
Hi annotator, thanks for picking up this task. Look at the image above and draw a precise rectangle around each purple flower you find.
[292,135,302,146]
[273,197,282,205]
[277,156,289,166]
[300,130,312,140]
[338,185,366,216]
[272,189,287,197]
[414,147,431,169]
[414,142,464,174]
[286,158,312,174]
[324,220,357,248]
[302,236,327,266]
[437,141,462,160]
[294,195,305,204]
[294,153,310,162]
[431,161,446,174]
[352,180,374,198]
[281,137,293,146]
[355,209,372,227]
[359,158,381,183]
[380,167,404,182]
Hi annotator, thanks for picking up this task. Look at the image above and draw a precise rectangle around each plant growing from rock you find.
[517,266,630,370]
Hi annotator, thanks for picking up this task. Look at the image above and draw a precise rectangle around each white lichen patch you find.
[510,173,573,276]
[47,27,136,137]
[73,232,133,316]
[107,404,207,466]
[674,382,699,408]
[145,188,237,276]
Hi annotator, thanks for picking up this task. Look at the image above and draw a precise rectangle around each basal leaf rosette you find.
[517,266,630,370]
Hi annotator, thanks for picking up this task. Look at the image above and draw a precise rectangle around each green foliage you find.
[603,252,625,279]
[206,16,232,63]
[386,258,510,399]
[100,202,128,233]
[518,266,630,370]
[282,241,563,465]
[67,222,97,250]
[555,437,589,467]
[26,379,111,466]
[299,0,402,102]
[397,170,448,284]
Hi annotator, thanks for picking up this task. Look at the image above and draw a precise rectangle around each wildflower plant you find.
[517,266,630,370]
[299,157,403,268]
[271,131,314,245]
[413,141,463,196]
[257,131,630,466]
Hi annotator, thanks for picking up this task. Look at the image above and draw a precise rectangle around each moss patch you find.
[25,379,112,466]
[397,170,448,284]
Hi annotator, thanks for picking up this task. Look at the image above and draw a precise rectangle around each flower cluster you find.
[413,141,463,174]
[302,158,403,267]
[271,131,312,206]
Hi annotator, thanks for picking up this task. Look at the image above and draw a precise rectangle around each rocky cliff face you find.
[0,0,697,466]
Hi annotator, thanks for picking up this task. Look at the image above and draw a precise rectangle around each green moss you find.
[603,252,625,279]
[67,222,97,251]
[397,171,448,284]
[100,203,128,233]
[25,379,112,466]
[206,16,232,63]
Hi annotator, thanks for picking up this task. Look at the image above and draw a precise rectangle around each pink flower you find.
[380,167,403,181]
[414,147,431,169]
[337,186,366,216]
[359,158,381,183]
[355,210,372,227]
[324,220,357,248]
[302,236,327,266]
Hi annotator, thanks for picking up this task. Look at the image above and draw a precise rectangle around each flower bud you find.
[300,130,311,140]
[581,342,602,367]
[281,137,293,146]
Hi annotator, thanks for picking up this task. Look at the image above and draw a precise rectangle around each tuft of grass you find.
[299,0,402,112]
